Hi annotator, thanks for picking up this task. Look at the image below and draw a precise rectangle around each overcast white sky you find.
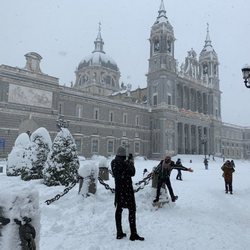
[1,0,250,126]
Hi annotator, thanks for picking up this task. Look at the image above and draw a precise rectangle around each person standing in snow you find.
[204,158,208,170]
[175,158,183,181]
[111,146,144,241]
[153,155,193,203]
[221,160,235,194]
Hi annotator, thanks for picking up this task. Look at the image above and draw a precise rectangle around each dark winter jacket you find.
[155,160,189,180]
[111,155,136,210]
[204,159,208,166]
[221,161,235,183]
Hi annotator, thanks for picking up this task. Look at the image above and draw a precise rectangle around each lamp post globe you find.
[241,65,250,88]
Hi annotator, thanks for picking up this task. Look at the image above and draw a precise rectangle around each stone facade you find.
[0,1,249,159]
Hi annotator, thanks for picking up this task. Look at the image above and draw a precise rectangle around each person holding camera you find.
[111,146,144,241]
[153,155,193,203]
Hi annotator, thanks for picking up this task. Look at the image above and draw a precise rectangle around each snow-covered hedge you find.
[21,127,52,181]
[6,133,32,176]
[6,128,52,181]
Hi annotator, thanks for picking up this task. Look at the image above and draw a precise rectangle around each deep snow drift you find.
[0,154,250,250]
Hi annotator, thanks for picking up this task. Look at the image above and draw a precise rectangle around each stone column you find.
[188,124,192,154]
[182,123,185,153]
[195,126,199,154]
[195,90,198,112]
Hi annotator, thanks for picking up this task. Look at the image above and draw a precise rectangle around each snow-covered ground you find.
[1,154,250,250]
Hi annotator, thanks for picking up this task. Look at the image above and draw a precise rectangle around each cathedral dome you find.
[74,24,121,96]
[77,24,119,72]
[78,51,119,72]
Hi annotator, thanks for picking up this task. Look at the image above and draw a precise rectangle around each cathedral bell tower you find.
[147,0,177,159]
[147,0,177,107]
[199,24,221,120]
[148,0,176,75]
[199,24,220,90]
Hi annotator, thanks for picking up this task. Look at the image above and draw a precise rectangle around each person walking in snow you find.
[204,158,208,170]
[153,155,193,203]
[175,158,183,181]
[221,160,235,194]
[111,146,144,241]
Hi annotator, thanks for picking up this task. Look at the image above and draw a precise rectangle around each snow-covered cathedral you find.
[0,0,249,160]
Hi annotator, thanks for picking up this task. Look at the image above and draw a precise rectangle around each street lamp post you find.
[56,115,70,130]
[201,136,208,170]
[241,65,250,88]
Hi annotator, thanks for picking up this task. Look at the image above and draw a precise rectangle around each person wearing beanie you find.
[111,146,144,241]
[116,145,126,157]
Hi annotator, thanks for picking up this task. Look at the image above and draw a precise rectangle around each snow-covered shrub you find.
[21,128,52,181]
[43,128,79,186]
[6,133,32,176]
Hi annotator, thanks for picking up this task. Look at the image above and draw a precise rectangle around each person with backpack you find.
[153,155,193,203]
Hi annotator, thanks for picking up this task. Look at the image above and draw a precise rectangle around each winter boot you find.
[153,198,159,203]
[117,232,127,239]
[171,195,178,202]
[0,217,10,226]
[130,233,145,241]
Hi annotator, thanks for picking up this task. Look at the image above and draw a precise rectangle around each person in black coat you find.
[153,155,193,203]
[111,146,144,241]
[204,158,208,170]
[175,158,183,181]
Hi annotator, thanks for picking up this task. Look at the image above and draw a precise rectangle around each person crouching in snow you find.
[111,146,144,241]
[153,155,193,203]
[221,160,235,194]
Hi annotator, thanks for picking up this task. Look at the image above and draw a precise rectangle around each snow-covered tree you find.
[21,127,52,181]
[43,128,79,186]
[6,133,32,176]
